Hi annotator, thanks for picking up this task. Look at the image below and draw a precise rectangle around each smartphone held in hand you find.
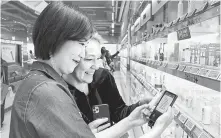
[148,91,177,127]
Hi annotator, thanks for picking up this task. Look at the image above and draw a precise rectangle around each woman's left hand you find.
[126,104,151,127]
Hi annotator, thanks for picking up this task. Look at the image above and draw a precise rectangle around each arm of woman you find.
[95,69,151,122]
[26,83,95,138]
[94,104,149,138]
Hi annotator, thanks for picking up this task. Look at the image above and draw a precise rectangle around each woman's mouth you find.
[85,72,94,75]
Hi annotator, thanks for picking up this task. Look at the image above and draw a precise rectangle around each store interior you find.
[1,0,221,138]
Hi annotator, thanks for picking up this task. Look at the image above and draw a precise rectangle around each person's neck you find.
[70,79,89,95]
[37,59,62,76]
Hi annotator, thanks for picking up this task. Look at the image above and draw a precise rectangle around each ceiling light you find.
[112,0,114,7]
[112,29,114,34]
[112,12,114,21]
[112,23,114,29]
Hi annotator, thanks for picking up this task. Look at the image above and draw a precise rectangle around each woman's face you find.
[74,39,101,83]
[53,40,85,75]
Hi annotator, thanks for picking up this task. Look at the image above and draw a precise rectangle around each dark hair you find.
[29,50,33,54]
[32,2,94,60]
[101,48,106,55]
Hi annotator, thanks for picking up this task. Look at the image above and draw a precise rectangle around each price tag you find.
[168,21,173,27]
[190,67,200,75]
[180,13,188,21]
[196,2,208,14]
[210,0,220,6]
[199,68,210,77]
[187,9,196,18]
[199,132,212,138]
[185,120,195,131]
[152,90,157,96]
[193,127,203,138]
[160,26,165,32]
[173,17,180,25]
[178,65,186,71]
[207,70,220,79]
[173,108,180,116]
[162,62,167,68]
[184,66,192,73]
[178,114,187,123]
[217,75,221,81]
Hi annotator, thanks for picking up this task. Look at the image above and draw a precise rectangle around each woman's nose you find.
[91,59,99,70]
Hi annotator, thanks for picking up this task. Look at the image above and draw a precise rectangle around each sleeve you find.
[26,83,95,138]
[96,70,139,123]
[111,51,120,59]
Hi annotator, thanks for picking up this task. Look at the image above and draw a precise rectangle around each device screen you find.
[156,92,176,113]
[148,91,177,127]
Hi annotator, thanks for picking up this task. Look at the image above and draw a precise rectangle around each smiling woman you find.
[9,2,97,138]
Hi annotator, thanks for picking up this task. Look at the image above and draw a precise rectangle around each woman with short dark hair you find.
[9,2,96,138]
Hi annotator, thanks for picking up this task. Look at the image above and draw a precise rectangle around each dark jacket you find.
[69,68,139,124]
[9,61,95,138]
[105,51,120,65]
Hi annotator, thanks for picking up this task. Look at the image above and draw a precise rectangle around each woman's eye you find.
[72,59,80,63]
[85,59,93,61]
[79,43,85,46]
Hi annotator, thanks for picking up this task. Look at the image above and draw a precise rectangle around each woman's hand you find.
[139,85,167,106]
[127,104,151,127]
[140,106,173,138]
[88,118,111,134]
[151,106,173,138]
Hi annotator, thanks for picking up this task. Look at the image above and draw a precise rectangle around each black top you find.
[105,51,120,65]
[68,68,139,124]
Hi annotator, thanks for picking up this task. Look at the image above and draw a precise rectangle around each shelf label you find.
[174,108,180,116]
[218,75,221,81]
[180,13,188,21]
[199,132,212,138]
[162,62,168,68]
[178,65,186,71]
[190,67,200,75]
[184,66,192,73]
[199,68,210,77]
[185,120,195,131]
[178,114,188,123]
[193,127,203,138]
[207,70,220,79]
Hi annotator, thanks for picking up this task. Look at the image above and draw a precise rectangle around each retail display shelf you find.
[174,104,218,138]
[130,70,159,96]
[120,67,126,75]
[120,62,127,68]
[131,58,220,92]
[134,4,220,44]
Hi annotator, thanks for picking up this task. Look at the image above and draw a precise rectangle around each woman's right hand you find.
[151,106,173,138]
[88,118,111,134]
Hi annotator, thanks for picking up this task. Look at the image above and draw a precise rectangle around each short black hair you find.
[32,2,94,60]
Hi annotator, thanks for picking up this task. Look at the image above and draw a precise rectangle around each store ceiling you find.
[62,1,122,37]
[1,1,125,43]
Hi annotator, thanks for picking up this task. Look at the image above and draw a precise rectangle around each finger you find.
[149,93,163,107]
[159,106,172,122]
[98,123,111,132]
[142,109,151,117]
[135,104,150,112]
[90,118,109,128]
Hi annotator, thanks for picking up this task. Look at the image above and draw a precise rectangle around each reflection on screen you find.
[156,94,174,113]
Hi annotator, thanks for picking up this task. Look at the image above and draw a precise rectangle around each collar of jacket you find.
[31,61,68,88]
